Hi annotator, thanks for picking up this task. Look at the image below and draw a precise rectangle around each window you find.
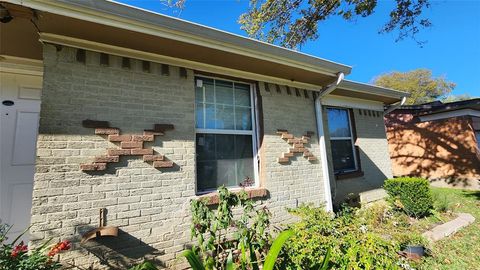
[195,77,256,192]
[327,107,357,173]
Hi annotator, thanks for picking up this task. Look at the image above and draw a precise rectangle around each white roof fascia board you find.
[321,95,385,111]
[8,0,351,77]
[419,109,480,122]
[339,80,409,100]
[39,33,326,91]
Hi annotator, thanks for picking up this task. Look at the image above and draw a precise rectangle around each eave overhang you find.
[2,0,351,89]
[332,80,410,105]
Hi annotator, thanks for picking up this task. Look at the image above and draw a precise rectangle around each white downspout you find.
[384,96,407,115]
[314,72,344,212]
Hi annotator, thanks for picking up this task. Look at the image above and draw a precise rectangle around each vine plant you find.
[190,186,271,269]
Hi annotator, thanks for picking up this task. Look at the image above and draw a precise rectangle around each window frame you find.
[194,75,259,194]
[475,130,480,151]
[326,106,359,174]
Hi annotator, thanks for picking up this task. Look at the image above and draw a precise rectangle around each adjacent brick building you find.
[1,0,407,268]
[385,99,480,189]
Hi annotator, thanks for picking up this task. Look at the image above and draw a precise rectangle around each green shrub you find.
[280,205,403,270]
[384,177,433,217]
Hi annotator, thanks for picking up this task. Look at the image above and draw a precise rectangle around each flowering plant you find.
[0,223,70,270]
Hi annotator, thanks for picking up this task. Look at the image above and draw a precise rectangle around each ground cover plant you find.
[186,187,424,270]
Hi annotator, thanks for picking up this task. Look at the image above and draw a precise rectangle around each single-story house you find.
[385,99,480,189]
[0,0,407,268]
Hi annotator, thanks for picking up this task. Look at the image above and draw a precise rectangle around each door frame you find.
[0,55,43,241]
[0,55,43,76]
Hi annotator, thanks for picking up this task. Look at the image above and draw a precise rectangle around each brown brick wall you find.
[385,113,480,189]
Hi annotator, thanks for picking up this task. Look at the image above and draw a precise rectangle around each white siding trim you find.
[419,109,480,122]
[0,55,43,76]
[321,95,384,111]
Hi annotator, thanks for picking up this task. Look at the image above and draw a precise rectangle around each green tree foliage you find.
[442,94,476,103]
[164,0,431,49]
[374,69,456,105]
[238,0,432,48]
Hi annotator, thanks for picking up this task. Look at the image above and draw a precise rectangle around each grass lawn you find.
[419,187,480,270]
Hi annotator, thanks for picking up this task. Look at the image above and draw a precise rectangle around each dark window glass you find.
[327,107,357,172]
[196,134,254,192]
[331,140,356,172]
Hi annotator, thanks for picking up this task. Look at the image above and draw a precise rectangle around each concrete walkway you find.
[422,213,475,242]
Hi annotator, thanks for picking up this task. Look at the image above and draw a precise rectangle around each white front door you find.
[0,71,42,242]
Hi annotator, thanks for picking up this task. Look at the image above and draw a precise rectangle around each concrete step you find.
[422,213,475,242]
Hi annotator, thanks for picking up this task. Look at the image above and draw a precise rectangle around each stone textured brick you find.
[32,45,393,269]
[324,108,394,205]
[259,83,326,224]
[33,45,195,269]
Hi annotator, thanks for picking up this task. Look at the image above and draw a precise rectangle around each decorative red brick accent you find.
[131,148,154,155]
[289,147,305,153]
[132,135,154,142]
[108,135,132,142]
[277,129,317,164]
[107,149,131,156]
[94,156,119,163]
[82,121,175,171]
[143,155,164,161]
[80,163,107,171]
[153,161,174,168]
[95,128,119,135]
[121,141,143,149]
[303,151,314,158]
[199,188,269,205]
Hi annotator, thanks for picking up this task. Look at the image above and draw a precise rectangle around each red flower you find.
[11,241,28,257]
[48,240,71,257]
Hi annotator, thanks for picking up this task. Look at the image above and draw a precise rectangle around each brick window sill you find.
[197,187,269,205]
[335,170,364,180]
